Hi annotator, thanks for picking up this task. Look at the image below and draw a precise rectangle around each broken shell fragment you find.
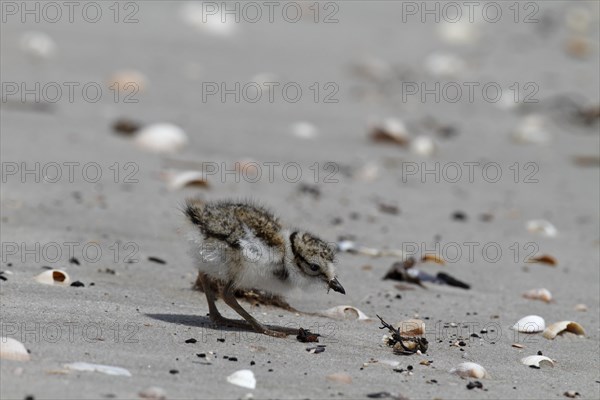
[526,254,557,266]
[449,362,489,379]
[35,269,70,286]
[574,304,587,312]
[527,220,558,237]
[370,118,410,146]
[166,170,209,190]
[134,123,188,154]
[0,337,30,361]
[512,315,545,333]
[522,288,552,303]
[226,370,256,389]
[64,362,131,376]
[108,70,147,93]
[542,321,585,340]
[521,355,555,368]
[139,386,167,400]
[410,136,436,156]
[326,373,352,384]
[321,306,370,321]
[512,115,551,144]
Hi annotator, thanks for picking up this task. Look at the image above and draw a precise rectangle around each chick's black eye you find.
[309,263,320,272]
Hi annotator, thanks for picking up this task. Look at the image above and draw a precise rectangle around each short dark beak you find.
[328,277,345,294]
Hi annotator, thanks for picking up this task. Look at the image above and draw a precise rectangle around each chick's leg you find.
[222,283,298,338]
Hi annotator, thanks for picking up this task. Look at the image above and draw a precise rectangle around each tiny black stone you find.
[169,369,179,374]
[537,350,543,355]
[452,211,467,221]
[217,338,225,343]
[69,257,80,265]
[268,368,273,372]
[467,381,483,390]
[185,338,197,343]
[148,256,166,264]
[458,341,466,346]
[229,357,238,361]
[471,333,481,338]
[0,275,7,281]
[250,361,255,365]
[70,281,85,287]
[366,392,392,399]
[196,353,206,358]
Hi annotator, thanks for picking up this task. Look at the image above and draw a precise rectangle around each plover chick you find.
[184,199,345,338]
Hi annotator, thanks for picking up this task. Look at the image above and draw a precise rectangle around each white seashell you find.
[0,337,30,361]
[134,123,188,154]
[227,369,256,389]
[20,31,56,61]
[527,220,558,237]
[370,118,410,145]
[449,362,489,379]
[108,70,147,93]
[64,362,131,376]
[424,52,466,78]
[574,304,587,312]
[166,170,209,190]
[139,386,167,400]
[326,372,352,384]
[542,321,585,340]
[180,2,236,36]
[321,306,370,321]
[522,288,552,303]
[35,269,70,286]
[512,315,545,333]
[290,122,318,139]
[410,136,436,156]
[512,115,551,144]
[336,240,356,252]
[521,355,555,368]
[437,20,479,45]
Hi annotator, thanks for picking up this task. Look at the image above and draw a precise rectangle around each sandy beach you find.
[1,1,599,399]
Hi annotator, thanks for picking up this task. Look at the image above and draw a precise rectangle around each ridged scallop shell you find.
[321,306,370,321]
[35,269,70,285]
[134,123,188,153]
[512,315,545,333]
[522,288,552,303]
[226,369,256,389]
[449,362,489,379]
[0,337,30,361]
[542,321,585,340]
[521,355,555,368]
